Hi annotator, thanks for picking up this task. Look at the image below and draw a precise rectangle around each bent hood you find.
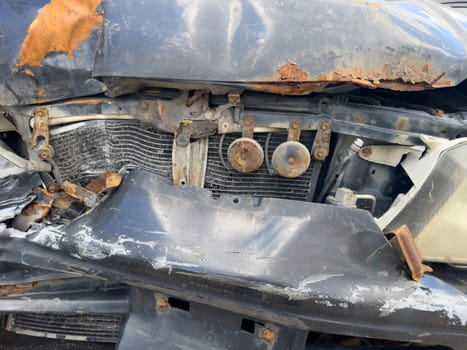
[1,0,467,105]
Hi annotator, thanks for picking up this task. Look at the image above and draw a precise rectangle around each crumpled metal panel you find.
[1,0,467,106]
[94,0,467,93]
[12,170,466,347]
[0,1,106,106]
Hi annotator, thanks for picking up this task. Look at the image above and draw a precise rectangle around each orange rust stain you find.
[276,61,309,81]
[24,69,34,76]
[16,0,103,67]
[248,60,450,95]
[248,82,328,95]
[63,99,106,105]
[37,89,46,97]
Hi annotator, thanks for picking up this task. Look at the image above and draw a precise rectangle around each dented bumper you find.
[0,171,466,348]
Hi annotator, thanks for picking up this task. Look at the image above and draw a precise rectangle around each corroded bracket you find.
[32,108,54,161]
[384,224,433,282]
[288,119,302,142]
[241,115,255,138]
[311,120,332,161]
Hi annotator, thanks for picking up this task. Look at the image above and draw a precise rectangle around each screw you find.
[315,148,327,160]
[287,157,296,165]
[156,297,170,308]
[260,328,276,343]
[320,122,329,131]
[361,147,372,157]
[37,145,54,160]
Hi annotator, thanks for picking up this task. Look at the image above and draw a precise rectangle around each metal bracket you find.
[242,115,255,138]
[311,120,332,160]
[359,144,425,167]
[172,122,209,187]
[32,108,54,161]
[384,225,433,282]
[288,119,301,142]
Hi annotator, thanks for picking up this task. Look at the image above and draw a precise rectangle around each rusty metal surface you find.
[0,0,106,106]
[384,225,433,282]
[63,181,98,208]
[12,188,55,231]
[227,137,264,173]
[31,108,55,161]
[85,172,123,194]
[93,0,467,95]
[227,116,264,173]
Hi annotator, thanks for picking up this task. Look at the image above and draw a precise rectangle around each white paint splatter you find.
[379,287,467,325]
[73,225,129,259]
[28,226,65,250]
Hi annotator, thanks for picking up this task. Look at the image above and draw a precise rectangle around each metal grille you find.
[50,120,173,185]
[206,133,316,201]
[6,313,122,343]
[50,120,317,201]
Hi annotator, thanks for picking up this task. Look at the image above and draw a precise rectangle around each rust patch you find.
[247,59,450,95]
[24,69,34,76]
[37,89,46,97]
[277,61,309,81]
[85,172,122,193]
[227,138,264,173]
[396,117,408,131]
[63,181,98,207]
[23,189,55,227]
[260,328,277,344]
[0,282,38,297]
[63,99,107,105]
[248,82,328,95]
[16,0,103,67]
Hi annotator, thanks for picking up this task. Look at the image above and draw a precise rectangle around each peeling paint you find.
[16,0,103,67]
[73,225,129,259]
[379,286,467,325]
[29,225,65,250]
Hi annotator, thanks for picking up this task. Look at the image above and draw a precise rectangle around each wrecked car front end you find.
[0,0,467,349]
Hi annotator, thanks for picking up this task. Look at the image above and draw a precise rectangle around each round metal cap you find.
[227,137,264,173]
[271,141,310,178]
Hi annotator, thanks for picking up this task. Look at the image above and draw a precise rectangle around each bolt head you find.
[260,329,276,342]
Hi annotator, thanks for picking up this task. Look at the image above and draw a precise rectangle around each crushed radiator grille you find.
[6,313,122,343]
[50,120,173,185]
[50,120,318,201]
